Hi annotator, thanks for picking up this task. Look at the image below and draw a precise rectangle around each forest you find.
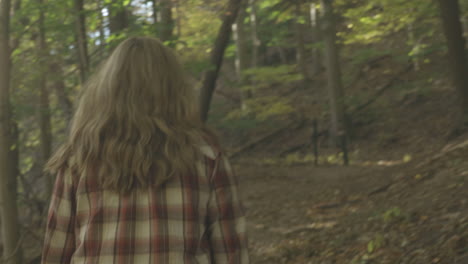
[1,0,468,263]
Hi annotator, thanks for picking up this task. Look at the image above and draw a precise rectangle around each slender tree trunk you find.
[437,0,468,122]
[174,0,181,37]
[159,0,174,43]
[199,0,242,122]
[109,1,130,34]
[0,0,23,262]
[463,17,468,37]
[97,0,105,47]
[38,0,53,196]
[50,61,73,120]
[233,0,251,109]
[96,0,107,61]
[321,0,346,145]
[294,0,312,81]
[407,23,420,71]
[309,2,321,75]
[275,46,287,64]
[249,0,260,68]
[151,0,159,24]
[10,0,23,51]
[74,0,89,83]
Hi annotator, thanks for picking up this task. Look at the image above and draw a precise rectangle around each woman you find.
[42,37,249,264]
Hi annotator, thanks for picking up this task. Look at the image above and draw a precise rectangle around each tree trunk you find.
[159,0,174,43]
[50,61,73,120]
[0,0,23,262]
[249,0,260,68]
[10,0,23,51]
[309,2,321,75]
[437,0,468,122]
[233,0,251,109]
[74,0,89,83]
[109,1,130,34]
[174,0,181,37]
[97,0,106,47]
[294,0,312,82]
[95,0,107,61]
[38,0,53,196]
[407,23,420,71]
[321,0,346,145]
[199,0,242,122]
[151,0,159,25]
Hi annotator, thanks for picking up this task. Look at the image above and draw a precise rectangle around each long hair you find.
[46,37,216,193]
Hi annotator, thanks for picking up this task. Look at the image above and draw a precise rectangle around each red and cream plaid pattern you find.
[42,145,249,263]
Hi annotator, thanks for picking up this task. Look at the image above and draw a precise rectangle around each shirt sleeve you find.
[42,168,76,264]
[206,153,249,264]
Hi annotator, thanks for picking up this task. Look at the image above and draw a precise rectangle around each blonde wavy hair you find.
[46,36,216,193]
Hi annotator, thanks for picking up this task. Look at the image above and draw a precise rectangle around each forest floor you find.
[198,45,463,264]
[215,52,468,264]
[237,142,468,264]
[237,137,468,264]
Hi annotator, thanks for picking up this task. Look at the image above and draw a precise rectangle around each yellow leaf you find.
[403,154,412,163]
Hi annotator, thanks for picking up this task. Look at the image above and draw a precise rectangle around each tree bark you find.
[0,0,23,262]
[174,0,181,37]
[151,0,159,25]
[407,23,420,71]
[10,0,24,51]
[294,0,312,81]
[437,0,468,122]
[308,2,321,75]
[109,1,130,34]
[249,0,260,68]
[74,0,89,83]
[159,0,174,43]
[97,0,106,47]
[38,0,53,196]
[50,61,73,120]
[233,0,251,109]
[321,0,346,145]
[199,0,242,122]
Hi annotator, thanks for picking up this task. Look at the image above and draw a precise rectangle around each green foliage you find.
[382,207,402,223]
[176,0,221,74]
[241,65,302,91]
[367,233,384,253]
[340,0,439,45]
[221,117,259,132]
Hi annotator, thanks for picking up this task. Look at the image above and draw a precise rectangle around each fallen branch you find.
[313,202,343,210]
[416,139,468,169]
[229,119,305,159]
[368,182,393,196]
[272,221,338,235]
[351,64,412,115]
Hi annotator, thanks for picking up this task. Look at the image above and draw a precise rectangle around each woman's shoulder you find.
[198,132,224,160]
[199,141,220,160]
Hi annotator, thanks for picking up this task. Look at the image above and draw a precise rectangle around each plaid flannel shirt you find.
[41,145,249,264]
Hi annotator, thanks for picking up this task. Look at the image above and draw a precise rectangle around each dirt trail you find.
[237,163,388,263]
[237,160,468,264]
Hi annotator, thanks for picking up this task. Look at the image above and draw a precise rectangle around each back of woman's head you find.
[47,36,213,193]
